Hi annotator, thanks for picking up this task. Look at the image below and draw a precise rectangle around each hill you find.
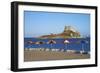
[39,26,81,39]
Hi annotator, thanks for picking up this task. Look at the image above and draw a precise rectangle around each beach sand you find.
[24,49,90,62]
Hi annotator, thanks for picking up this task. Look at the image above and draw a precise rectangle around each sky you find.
[24,11,90,37]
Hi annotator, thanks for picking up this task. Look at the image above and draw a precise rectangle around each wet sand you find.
[24,50,90,62]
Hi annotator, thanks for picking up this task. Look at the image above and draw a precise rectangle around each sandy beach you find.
[24,49,90,62]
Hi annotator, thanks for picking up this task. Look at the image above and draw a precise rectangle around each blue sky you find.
[24,11,90,37]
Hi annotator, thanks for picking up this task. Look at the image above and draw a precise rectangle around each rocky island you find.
[39,26,81,39]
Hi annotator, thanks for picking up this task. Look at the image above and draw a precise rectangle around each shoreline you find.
[24,48,90,62]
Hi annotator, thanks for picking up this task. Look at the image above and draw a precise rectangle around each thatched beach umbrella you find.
[28,41,35,44]
[63,39,69,52]
[47,40,56,51]
[27,41,34,50]
[35,41,45,45]
[35,41,45,50]
[28,41,33,44]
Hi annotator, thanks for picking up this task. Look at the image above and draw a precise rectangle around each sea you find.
[24,37,90,52]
